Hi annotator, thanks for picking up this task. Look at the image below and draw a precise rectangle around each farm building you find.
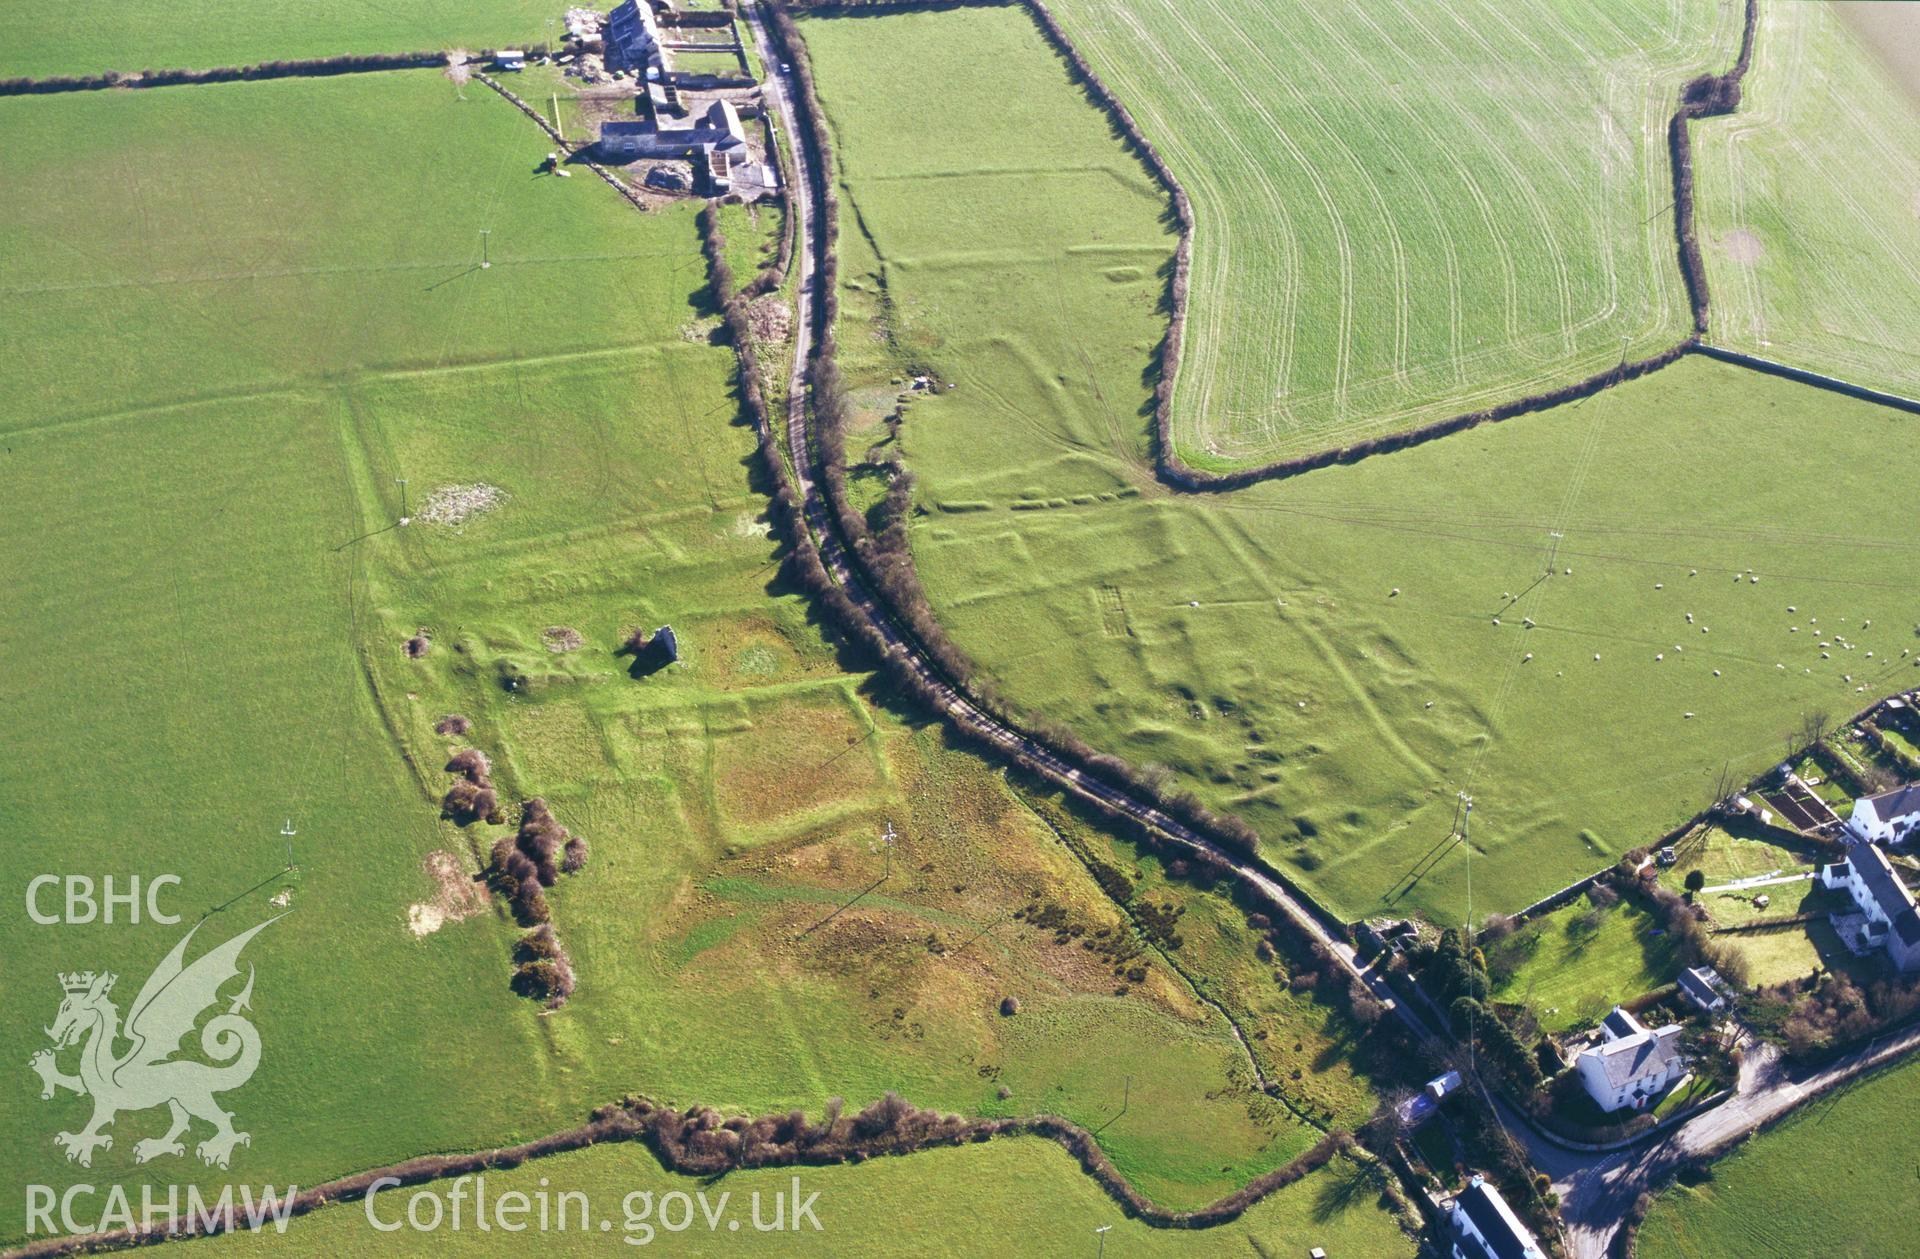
[1845,784,1920,846]
[605,0,665,77]
[1819,843,1920,971]
[1575,1006,1686,1113]
[597,98,746,165]
[1446,1175,1544,1259]
[1677,965,1727,1013]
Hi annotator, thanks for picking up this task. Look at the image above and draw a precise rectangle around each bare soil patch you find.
[542,625,585,653]
[1720,227,1758,264]
[1718,228,1763,264]
[1834,2,1920,112]
[407,850,491,936]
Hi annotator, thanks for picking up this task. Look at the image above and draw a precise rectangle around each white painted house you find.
[1575,1006,1686,1113]
[1447,1175,1545,1259]
[1819,842,1920,971]
[1846,785,1920,846]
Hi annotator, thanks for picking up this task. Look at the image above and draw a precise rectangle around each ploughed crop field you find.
[0,63,1373,1246]
[1043,0,1744,467]
[209,1137,1416,1256]
[0,0,556,79]
[1636,1052,1920,1258]
[1692,0,1920,398]
[800,6,1920,925]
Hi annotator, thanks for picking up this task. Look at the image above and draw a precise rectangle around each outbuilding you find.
[1677,965,1726,1013]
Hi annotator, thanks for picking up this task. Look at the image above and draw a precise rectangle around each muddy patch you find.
[408,850,491,936]
[1717,228,1763,264]
[542,625,585,654]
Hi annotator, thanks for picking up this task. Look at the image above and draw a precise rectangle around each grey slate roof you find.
[1586,1023,1682,1090]
[1854,843,1918,937]
[1677,966,1722,1007]
[605,0,660,65]
[1861,784,1920,825]
[1455,1178,1543,1259]
[1601,1006,1644,1041]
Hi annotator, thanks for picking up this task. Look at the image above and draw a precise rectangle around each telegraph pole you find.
[480,229,492,270]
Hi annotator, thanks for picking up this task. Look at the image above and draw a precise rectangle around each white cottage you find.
[1447,1175,1545,1259]
[1846,785,1920,846]
[1819,842,1920,971]
[1575,1006,1686,1113]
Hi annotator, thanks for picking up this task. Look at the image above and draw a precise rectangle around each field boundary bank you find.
[786,0,1762,491]
[472,71,660,214]
[1694,344,1920,417]
[3,1097,1360,1256]
[1015,788,1303,1119]
[0,50,501,95]
[761,1,1347,933]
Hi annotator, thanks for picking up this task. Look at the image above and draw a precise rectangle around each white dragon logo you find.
[30,916,280,1169]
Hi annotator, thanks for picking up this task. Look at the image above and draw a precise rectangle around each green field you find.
[0,1,556,79]
[1487,896,1679,1032]
[1637,1054,1920,1258]
[801,7,1920,924]
[1693,1,1920,397]
[207,1137,1417,1256]
[0,69,706,1241]
[1044,0,1742,465]
[0,61,1346,1244]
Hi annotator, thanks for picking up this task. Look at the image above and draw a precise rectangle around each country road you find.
[738,7,1920,1256]
[1540,1018,1920,1257]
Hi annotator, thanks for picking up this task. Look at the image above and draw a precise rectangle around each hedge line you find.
[788,0,1763,492]
[0,49,526,95]
[764,1,1288,882]
[1670,0,1757,331]
[9,1093,1355,1256]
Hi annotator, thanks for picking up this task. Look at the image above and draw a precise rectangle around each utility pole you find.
[480,229,492,270]
[279,818,297,870]
[875,820,897,881]
[396,477,410,525]
[1094,1224,1112,1259]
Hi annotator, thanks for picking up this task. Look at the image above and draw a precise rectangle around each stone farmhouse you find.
[1819,841,1920,971]
[1575,1006,1686,1113]
[605,0,665,79]
[1846,784,1920,846]
[1446,1175,1545,1259]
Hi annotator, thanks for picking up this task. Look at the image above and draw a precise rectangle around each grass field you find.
[0,1,557,79]
[1044,0,1743,465]
[1637,1053,1920,1258]
[0,63,1324,1246]
[1487,896,1678,1032]
[0,70,685,1240]
[802,5,1920,925]
[208,1137,1418,1256]
[1693,1,1920,397]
